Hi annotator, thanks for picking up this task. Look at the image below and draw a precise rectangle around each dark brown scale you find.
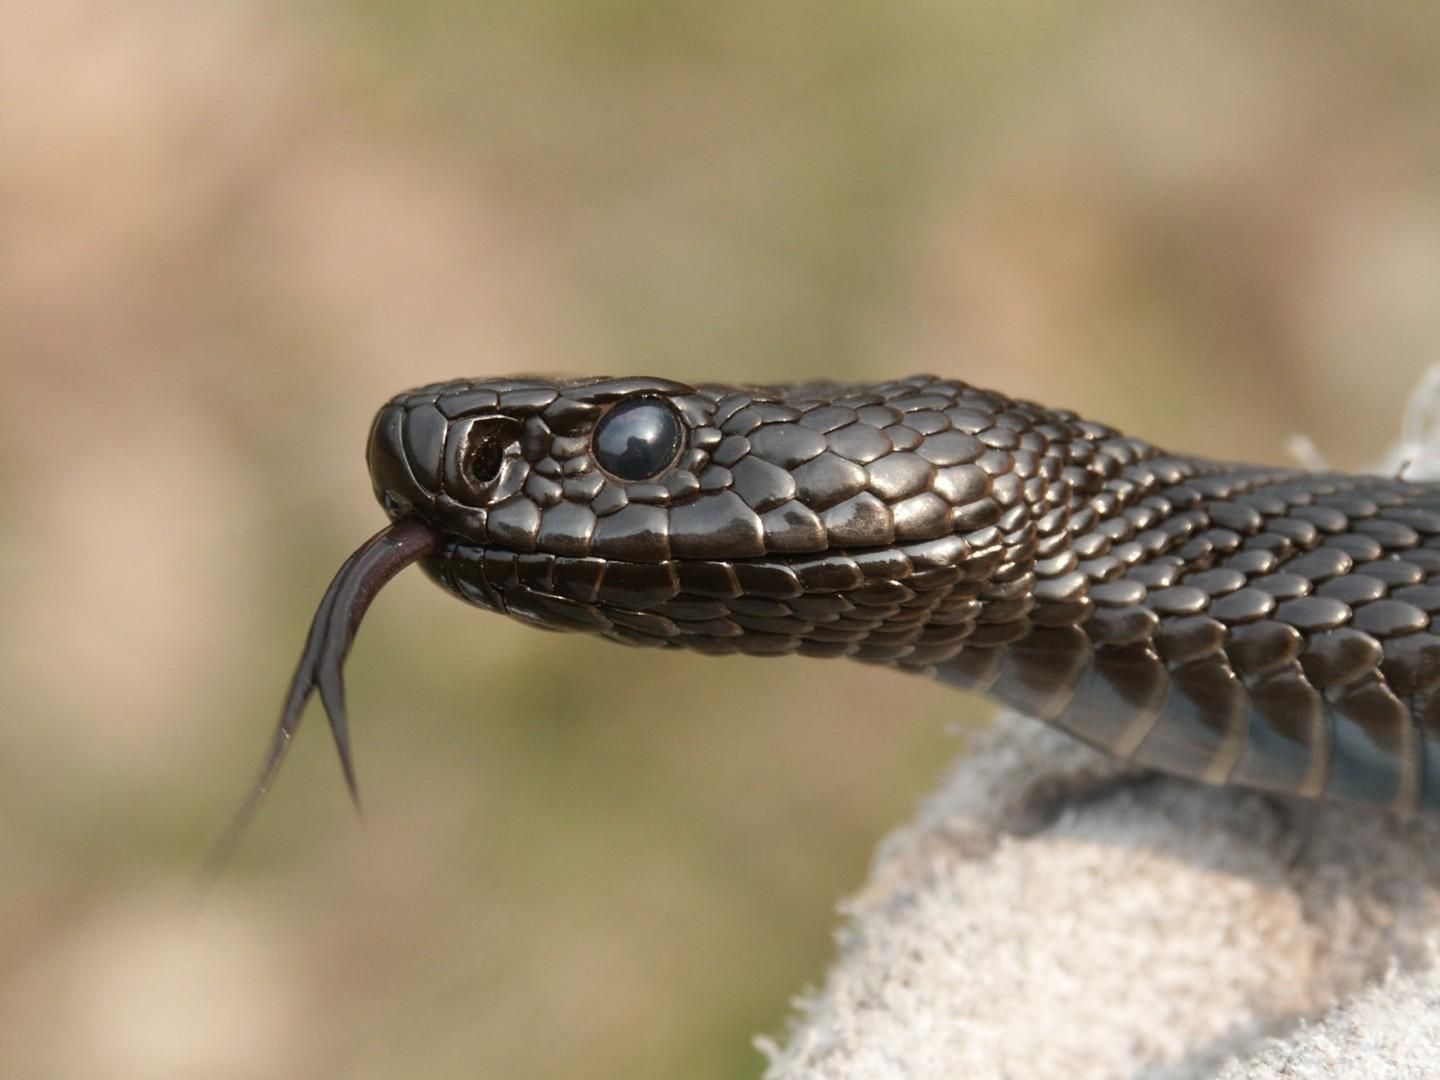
[1129,563,1183,589]
[1181,567,1247,596]
[1132,657,1248,784]
[1331,534,1387,563]
[1384,507,1440,533]
[1287,547,1354,582]
[225,373,1440,866]
[1250,573,1313,599]
[1154,616,1227,666]
[1384,634,1440,694]
[1269,517,1322,548]
[1148,586,1211,616]
[1407,549,1440,572]
[1225,620,1302,675]
[1318,574,1389,605]
[1224,549,1280,577]
[1298,628,1384,688]
[1088,579,1146,606]
[1208,588,1280,625]
[1275,596,1352,632]
[1231,668,1327,798]
[1394,584,1440,612]
[1328,679,1415,807]
[1355,519,1422,550]
[1369,559,1426,588]
[1351,599,1429,638]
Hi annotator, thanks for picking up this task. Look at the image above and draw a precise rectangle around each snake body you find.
[231,373,1440,837]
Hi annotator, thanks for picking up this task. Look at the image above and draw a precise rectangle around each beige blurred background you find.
[3,3,1440,1077]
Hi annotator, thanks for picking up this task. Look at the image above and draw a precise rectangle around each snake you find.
[221,372,1440,851]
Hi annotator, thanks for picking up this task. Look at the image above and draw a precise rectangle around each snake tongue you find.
[206,517,439,876]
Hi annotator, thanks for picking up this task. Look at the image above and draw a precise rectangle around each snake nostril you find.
[466,434,505,486]
[442,413,524,504]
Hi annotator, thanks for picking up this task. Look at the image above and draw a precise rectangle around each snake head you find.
[363,374,1052,649]
[365,375,717,556]
[215,372,1095,869]
[366,375,1005,563]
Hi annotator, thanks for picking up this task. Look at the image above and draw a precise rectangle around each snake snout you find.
[367,401,433,517]
[367,399,527,519]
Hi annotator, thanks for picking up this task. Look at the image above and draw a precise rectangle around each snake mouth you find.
[423,524,998,666]
[209,517,440,874]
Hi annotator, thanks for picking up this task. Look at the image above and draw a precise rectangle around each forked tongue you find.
[205,517,439,879]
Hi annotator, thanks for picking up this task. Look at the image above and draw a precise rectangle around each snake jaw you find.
[208,517,439,875]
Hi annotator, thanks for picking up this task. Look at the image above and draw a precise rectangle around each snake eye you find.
[592,398,683,481]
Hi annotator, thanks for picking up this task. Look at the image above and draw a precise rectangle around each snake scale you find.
[228,373,1440,844]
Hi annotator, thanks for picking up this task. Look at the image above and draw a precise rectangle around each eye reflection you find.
[592,398,683,481]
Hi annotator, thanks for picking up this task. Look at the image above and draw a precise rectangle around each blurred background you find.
[3,2,1440,1077]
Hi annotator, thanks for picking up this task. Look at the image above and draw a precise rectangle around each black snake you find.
[223,373,1440,847]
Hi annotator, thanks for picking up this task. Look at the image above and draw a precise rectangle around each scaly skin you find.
[235,373,1440,835]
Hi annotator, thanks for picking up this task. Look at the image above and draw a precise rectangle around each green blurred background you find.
[3,3,1440,1077]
